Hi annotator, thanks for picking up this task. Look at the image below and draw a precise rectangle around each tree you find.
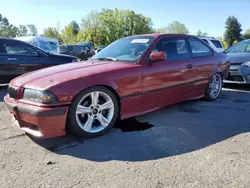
[161,21,189,34]
[196,30,208,37]
[61,25,78,44]
[0,13,18,37]
[78,9,154,46]
[70,21,80,35]
[17,25,28,36]
[43,27,63,44]
[78,10,104,45]
[243,29,250,39]
[156,27,166,34]
[216,36,228,49]
[27,24,38,36]
[224,16,242,47]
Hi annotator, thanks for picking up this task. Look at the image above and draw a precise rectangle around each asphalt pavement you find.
[1,85,250,188]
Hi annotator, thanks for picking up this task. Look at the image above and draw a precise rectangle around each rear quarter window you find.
[210,40,223,48]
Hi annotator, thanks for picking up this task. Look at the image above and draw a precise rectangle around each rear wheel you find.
[67,86,119,137]
[205,73,223,101]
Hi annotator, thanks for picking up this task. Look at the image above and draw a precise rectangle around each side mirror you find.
[150,51,167,62]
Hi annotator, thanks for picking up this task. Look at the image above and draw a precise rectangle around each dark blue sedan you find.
[0,38,78,84]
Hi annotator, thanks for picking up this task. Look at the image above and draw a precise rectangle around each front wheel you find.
[205,73,223,101]
[67,86,119,138]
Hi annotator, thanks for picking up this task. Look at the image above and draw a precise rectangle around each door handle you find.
[186,64,193,69]
[7,58,17,61]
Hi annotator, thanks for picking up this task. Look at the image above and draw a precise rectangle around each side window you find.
[3,40,37,56]
[189,39,212,58]
[152,38,191,61]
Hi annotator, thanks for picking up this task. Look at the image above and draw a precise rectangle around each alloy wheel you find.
[209,74,222,99]
[75,91,114,133]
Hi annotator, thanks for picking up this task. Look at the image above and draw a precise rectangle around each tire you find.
[67,86,119,138]
[205,73,223,101]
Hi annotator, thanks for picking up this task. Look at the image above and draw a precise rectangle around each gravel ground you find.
[1,85,250,188]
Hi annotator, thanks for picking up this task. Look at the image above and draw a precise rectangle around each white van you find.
[199,37,224,53]
[15,36,59,54]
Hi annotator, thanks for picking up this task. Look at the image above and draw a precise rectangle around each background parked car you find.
[224,39,250,84]
[77,42,95,57]
[0,38,78,84]
[59,45,88,60]
[15,36,59,54]
[95,45,106,53]
[199,37,224,52]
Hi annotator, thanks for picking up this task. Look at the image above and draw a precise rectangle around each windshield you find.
[49,41,59,52]
[92,36,154,63]
[38,39,58,53]
[226,40,250,53]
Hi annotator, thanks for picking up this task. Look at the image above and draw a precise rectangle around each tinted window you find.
[152,38,190,61]
[211,40,222,48]
[3,40,37,56]
[202,39,209,44]
[189,39,212,57]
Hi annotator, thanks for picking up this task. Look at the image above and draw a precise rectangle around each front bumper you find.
[4,95,69,139]
[224,65,250,84]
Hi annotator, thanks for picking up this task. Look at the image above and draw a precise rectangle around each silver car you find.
[224,39,250,84]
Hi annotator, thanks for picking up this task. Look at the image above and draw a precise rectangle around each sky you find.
[1,0,250,37]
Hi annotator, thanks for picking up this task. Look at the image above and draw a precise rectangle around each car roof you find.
[0,37,21,41]
[60,45,74,46]
[199,37,219,40]
[241,39,250,43]
[132,33,198,39]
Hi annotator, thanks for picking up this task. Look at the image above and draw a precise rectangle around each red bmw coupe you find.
[4,34,230,139]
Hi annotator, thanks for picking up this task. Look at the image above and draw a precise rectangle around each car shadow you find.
[30,87,250,162]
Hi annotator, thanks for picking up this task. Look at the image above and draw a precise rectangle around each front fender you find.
[49,74,119,103]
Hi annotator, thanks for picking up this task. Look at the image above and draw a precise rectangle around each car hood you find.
[10,61,136,90]
[227,52,250,64]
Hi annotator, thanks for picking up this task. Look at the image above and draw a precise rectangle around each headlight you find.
[23,89,59,104]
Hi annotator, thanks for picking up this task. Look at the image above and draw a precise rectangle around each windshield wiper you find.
[95,57,118,61]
